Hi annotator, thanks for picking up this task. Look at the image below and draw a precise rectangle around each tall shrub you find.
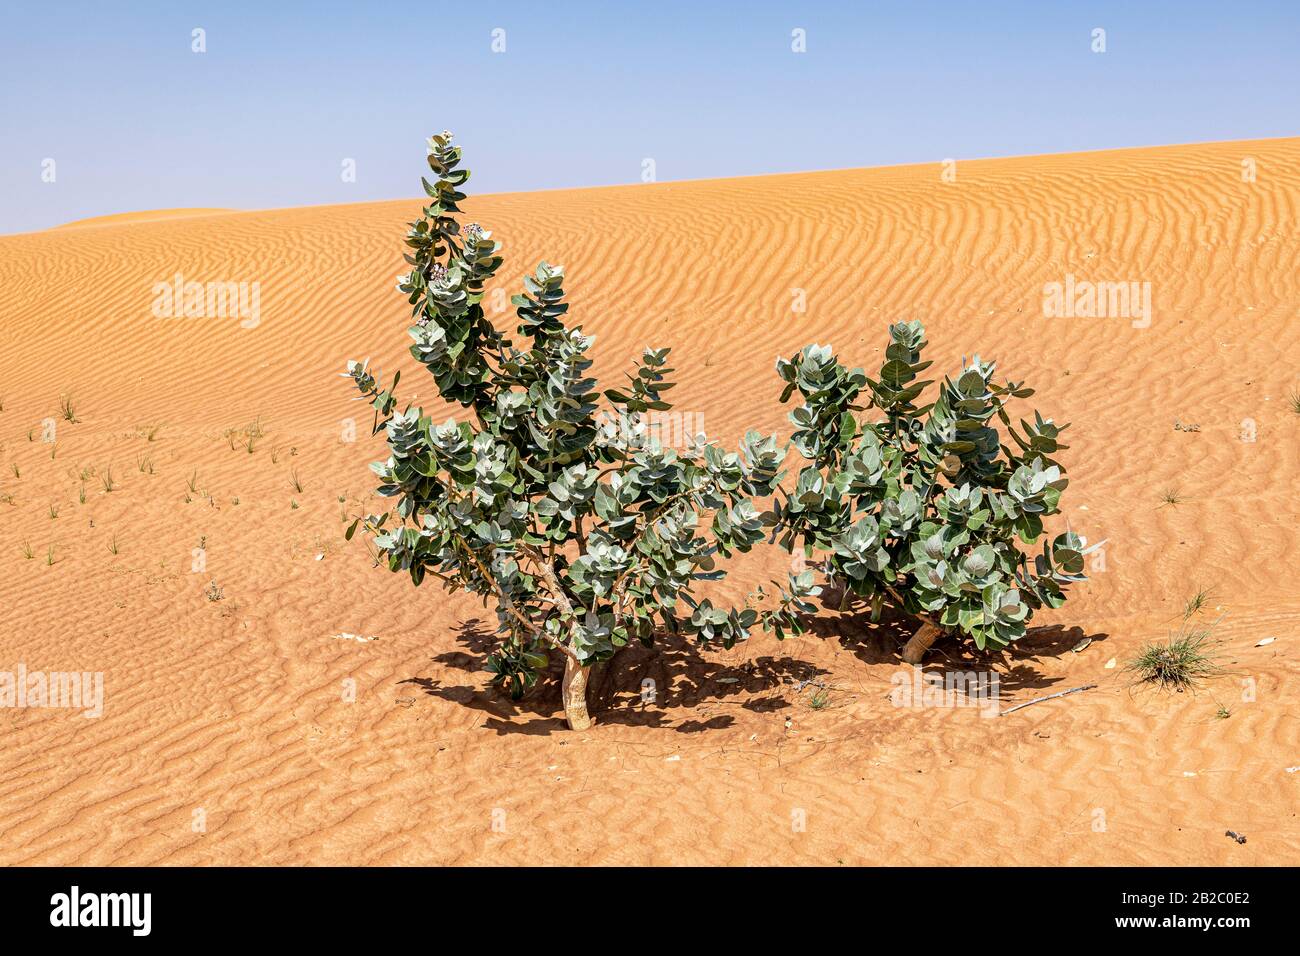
[345,133,814,729]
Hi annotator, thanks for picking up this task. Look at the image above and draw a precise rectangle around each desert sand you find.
[1,138,1297,865]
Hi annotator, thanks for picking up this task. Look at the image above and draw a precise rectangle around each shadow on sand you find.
[401,604,1109,735]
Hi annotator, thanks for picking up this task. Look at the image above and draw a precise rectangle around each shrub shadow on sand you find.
[403,613,1109,734]
[404,618,831,736]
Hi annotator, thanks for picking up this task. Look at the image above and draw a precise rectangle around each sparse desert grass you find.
[186,470,199,493]
[49,443,57,459]
[78,484,86,505]
[48,504,59,519]
[1158,487,1185,507]
[78,465,95,482]
[791,678,845,711]
[225,418,266,452]
[10,463,19,478]
[138,422,163,441]
[136,452,154,474]
[0,492,14,505]
[107,534,119,555]
[45,544,56,566]
[1289,388,1300,416]
[1183,586,1213,619]
[100,467,117,492]
[204,580,225,602]
[247,416,265,442]
[1126,622,1223,692]
[1215,705,1232,719]
[290,467,304,493]
[59,393,78,423]
[21,539,33,560]
[807,687,832,710]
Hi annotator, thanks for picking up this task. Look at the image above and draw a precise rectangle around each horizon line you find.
[11,133,1296,240]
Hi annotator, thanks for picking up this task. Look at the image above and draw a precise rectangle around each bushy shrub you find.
[345,133,1090,730]
[344,133,814,729]
[768,321,1089,661]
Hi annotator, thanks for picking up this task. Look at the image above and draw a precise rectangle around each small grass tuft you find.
[289,468,304,493]
[59,393,78,423]
[225,418,265,452]
[45,544,56,566]
[1125,624,1223,692]
[1182,586,1213,620]
[186,470,199,493]
[204,580,225,602]
[1158,487,1185,507]
[107,534,119,556]
[21,539,34,560]
[100,467,117,492]
[48,504,59,519]
[136,452,154,474]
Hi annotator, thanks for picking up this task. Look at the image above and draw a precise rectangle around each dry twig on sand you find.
[997,683,1097,717]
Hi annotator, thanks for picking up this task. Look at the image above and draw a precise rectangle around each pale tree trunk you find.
[523,546,594,731]
[561,655,593,731]
[901,621,943,664]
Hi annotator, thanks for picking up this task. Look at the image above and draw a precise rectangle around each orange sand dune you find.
[1,138,1297,865]
[52,208,239,230]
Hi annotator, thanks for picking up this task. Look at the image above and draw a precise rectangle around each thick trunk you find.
[901,621,943,664]
[561,655,593,731]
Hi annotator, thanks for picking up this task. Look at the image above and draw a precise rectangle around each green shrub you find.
[768,322,1089,660]
[345,133,811,729]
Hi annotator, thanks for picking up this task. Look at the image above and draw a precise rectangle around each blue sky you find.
[2,0,1297,234]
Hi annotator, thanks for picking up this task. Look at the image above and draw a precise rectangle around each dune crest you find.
[51,208,240,230]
